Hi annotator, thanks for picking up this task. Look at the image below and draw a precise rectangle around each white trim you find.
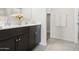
[74,8,78,43]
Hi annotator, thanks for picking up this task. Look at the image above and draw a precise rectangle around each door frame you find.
[74,8,78,43]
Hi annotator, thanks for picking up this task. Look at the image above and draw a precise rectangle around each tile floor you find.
[33,39,79,51]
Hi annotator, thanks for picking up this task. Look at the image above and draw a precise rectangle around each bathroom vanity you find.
[0,24,41,51]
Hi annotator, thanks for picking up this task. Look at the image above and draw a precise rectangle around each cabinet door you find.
[16,35,24,51]
[29,25,41,50]
[16,35,28,51]
[29,26,36,50]
[35,25,41,44]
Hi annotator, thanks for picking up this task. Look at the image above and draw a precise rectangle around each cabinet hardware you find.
[19,38,21,41]
[16,39,18,42]
[16,38,21,42]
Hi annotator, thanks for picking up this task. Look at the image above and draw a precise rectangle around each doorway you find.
[46,13,51,41]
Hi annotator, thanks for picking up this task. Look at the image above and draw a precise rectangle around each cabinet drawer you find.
[0,38,16,51]
[13,27,29,36]
[0,29,16,40]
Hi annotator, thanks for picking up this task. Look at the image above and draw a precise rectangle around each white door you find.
[50,8,78,43]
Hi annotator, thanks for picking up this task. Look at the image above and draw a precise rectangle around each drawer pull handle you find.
[16,38,21,42]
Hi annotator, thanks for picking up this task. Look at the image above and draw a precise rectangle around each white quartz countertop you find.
[0,23,41,30]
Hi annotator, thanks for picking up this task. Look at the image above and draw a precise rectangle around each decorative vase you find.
[16,14,23,25]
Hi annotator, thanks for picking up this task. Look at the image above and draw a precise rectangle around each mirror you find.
[0,8,32,25]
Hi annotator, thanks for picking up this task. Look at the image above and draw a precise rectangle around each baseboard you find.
[39,42,47,46]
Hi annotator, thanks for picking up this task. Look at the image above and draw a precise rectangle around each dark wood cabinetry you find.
[16,35,29,51]
[0,25,41,51]
[29,25,41,50]
[35,25,41,44]
[29,26,36,50]
[0,37,16,51]
[15,27,29,51]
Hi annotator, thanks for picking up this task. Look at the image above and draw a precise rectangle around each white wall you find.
[0,9,7,26]
[31,8,42,23]
[22,8,32,20]
[46,8,51,14]
[50,8,78,43]
[31,8,47,46]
